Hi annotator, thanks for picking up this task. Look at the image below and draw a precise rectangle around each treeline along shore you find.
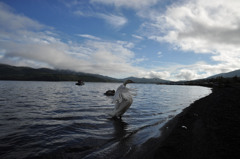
[129,84,240,159]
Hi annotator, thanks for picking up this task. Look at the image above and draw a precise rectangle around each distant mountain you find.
[0,64,119,82]
[122,76,171,84]
[208,69,240,79]
[0,64,171,83]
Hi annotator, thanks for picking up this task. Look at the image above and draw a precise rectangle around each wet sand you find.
[129,85,240,159]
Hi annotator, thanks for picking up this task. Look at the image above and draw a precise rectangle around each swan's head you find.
[123,80,134,86]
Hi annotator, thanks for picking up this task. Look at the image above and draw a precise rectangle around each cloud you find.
[91,0,158,10]
[98,13,127,28]
[0,2,156,78]
[79,40,138,75]
[132,34,144,40]
[66,0,128,29]
[73,10,127,28]
[0,2,44,31]
[175,69,198,81]
[146,71,170,79]
[157,51,162,58]
[77,34,101,40]
[141,0,240,80]
[73,10,85,16]
[3,1,240,81]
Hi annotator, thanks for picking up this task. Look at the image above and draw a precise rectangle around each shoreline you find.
[128,85,240,159]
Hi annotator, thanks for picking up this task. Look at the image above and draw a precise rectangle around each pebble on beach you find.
[181,125,187,129]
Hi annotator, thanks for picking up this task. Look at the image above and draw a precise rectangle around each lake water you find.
[0,81,211,159]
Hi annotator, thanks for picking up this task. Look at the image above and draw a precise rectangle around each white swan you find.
[111,80,134,119]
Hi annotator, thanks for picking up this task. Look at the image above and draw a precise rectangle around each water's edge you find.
[0,81,211,159]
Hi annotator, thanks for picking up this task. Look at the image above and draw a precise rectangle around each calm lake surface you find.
[0,81,211,159]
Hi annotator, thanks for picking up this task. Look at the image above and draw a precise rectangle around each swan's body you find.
[111,80,134,119]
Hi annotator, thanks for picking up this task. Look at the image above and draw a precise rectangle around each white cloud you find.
[91,0,158,9]
[157,51,162,58]
[132,57,147,64]
[116,40,134,49]
[0,2,44,31]
[81,40,137,75]
[134,70,170,80]
[0,2,136,77]
[2,2,168,79]
[132,34,144,40]
[3,1,240,81]
[77,34,101,40]
[73,10,85,16]
[148,71,170,79]
[98,13,127,28]
[141,0,240,80]
[175,69,198,81]
[67,1,128,29]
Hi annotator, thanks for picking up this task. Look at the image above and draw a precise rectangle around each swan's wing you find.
[121,88,132,101]
[114,101,120,110]
[112,85,124,104]
[110,85,134,117]
[113,85,133,104]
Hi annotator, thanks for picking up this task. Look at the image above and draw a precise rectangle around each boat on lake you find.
[76,80,84,86]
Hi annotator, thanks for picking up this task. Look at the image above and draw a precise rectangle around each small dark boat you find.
[76,80,84,86]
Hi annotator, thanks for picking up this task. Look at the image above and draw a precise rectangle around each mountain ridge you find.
[208,69,240,78]
[1,63,239,83]
[0,64,170,83]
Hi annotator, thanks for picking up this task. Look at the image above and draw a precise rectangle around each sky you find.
[0,0,240,81]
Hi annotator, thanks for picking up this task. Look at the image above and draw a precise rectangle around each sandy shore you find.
[128,85,240,159]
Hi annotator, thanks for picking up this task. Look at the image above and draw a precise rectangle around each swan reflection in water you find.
[112,119,128,138]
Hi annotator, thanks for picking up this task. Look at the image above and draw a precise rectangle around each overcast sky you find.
[0,0,240,81]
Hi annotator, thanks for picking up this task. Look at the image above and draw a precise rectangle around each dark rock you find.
[104,90,115,96]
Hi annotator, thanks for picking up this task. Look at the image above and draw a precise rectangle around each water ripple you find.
[0,81,211,159]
